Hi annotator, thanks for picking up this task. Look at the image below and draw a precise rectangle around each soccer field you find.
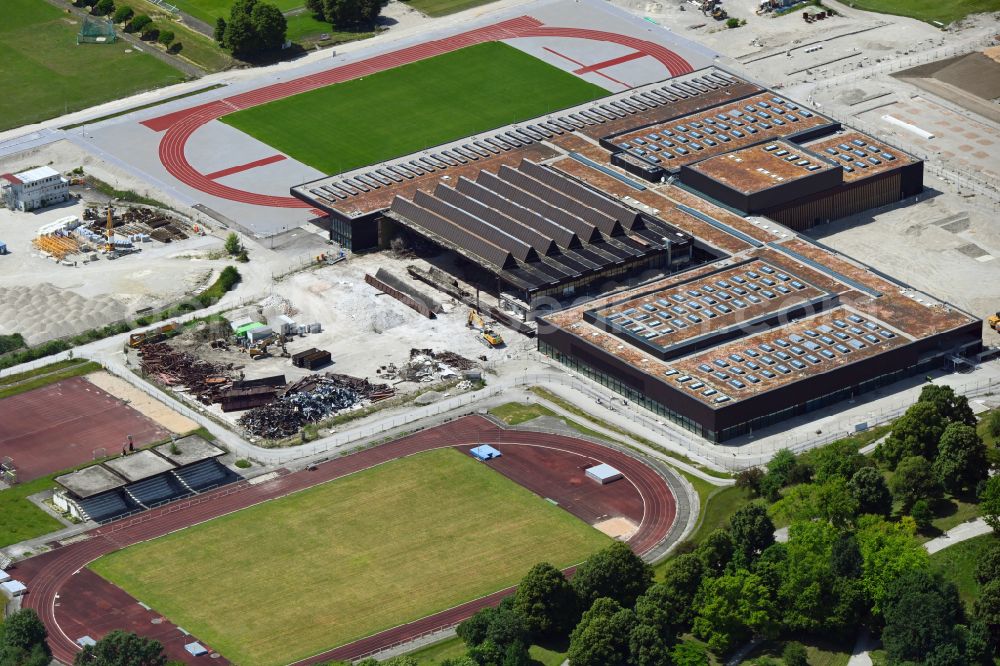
[219,42,607,175]
[0,0,186,132]
[91,448,609,666]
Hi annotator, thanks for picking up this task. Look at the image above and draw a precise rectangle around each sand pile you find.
[0,283,128,344]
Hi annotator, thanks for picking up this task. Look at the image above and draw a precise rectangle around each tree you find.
[849,466,893,517]
[73,631,166,666]
[766,449,798,486]
[917,384,976,427]
[571,542,652,609]
[95,0,115,16]
[877,402,946,466]
[974,542,1000,585]
[157,30,175,45]
[222,5,260,58]
[633,583,681,640]
[251,3,287,52]
[812,439,868,483]
[890,455,939,512]
[933,423,988,494]
[831,532,863,579]
[0,609,51,666]
[305,0,325,19]
[697,529,733,575]
[882,570,966,664]
[911,499,933,531]
[855,516,930,614]
[670,640,710,666]
[320,0,387,29]
[511,563,577,638]
[214,17,227,42]
[974,579,1000,645]
[112,6,133,23]
[129,14,151,33]
[982,476,1000,534]
[627,623,671,666]
[567,598,635,666]
[735,467,765,497]
[782,642,808,666]
[693,569,778,655]
[224,232,241,255]
[730,502,775,564]
[815,477,860,528]
[659,553,705,628]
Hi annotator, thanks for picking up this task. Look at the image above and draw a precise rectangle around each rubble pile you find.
[377,348,478,382]
[138,343,232,404]
[238,373,395,439]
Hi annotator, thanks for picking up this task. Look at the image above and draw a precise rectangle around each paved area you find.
[924,517,992,555]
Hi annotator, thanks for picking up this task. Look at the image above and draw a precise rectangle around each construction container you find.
[292,348,319,368]
[247,326,273,343]
[0,241,7,255]
[301,349,331,370]
[308,322,322,333]
[274,315,297,336]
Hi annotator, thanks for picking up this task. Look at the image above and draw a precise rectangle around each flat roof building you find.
[1,166,69,212]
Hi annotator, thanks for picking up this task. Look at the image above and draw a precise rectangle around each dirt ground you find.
[595,516,639,540]
[84,371,198,434]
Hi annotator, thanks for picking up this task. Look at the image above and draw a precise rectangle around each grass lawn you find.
[0,0,186,131]
[402,0,500,17]
[91,448,608,666]
[931,533,998,608]
[114,0,234,71]
[845,0,1000,25]
[741,638,851,666]
[405,635,566,665]
[220,42,606,174]
[0,474,65,549]
[0,360,101,400]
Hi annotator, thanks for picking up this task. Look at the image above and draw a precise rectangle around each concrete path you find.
[924,517,993,555]
[846,627,877,666]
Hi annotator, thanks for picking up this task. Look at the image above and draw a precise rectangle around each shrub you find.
[0,333,26,355]
[224,232,241,255]
[167,42,183,54]
[95,0,115,16]
[141,27,159,41]
[158,30,175,45]
[235,459,251,469]
[911,499,933,531]
[726,17,740,28]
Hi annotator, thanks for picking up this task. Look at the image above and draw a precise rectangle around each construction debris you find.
[237,373,395,439]
[138,342,233,404]
[376,348,477,383]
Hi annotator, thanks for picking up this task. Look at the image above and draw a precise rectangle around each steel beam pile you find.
[138,343,232,404]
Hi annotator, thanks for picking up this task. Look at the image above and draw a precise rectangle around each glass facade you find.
[539,341,952,443]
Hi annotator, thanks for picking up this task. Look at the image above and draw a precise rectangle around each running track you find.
[17,416,676,665]
[145,16,693,208]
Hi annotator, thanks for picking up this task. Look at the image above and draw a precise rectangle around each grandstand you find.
[77,16,116,44]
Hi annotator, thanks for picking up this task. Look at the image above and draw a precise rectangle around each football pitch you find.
[91,448,609,666]
[219,42,608,175]
[0,0,186,132]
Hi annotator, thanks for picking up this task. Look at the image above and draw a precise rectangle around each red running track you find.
[16,416,675,665]
[147,17,693,208]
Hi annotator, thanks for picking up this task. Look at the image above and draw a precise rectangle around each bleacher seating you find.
[78,491,136,523]
[126,474,190,507]
[173,459,237,492]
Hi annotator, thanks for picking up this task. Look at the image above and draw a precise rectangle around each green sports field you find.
[219,42,607,174]
[845,0,1000,25]
[91,448,608,666]
[403,0,500,17]
[0,0,186,132]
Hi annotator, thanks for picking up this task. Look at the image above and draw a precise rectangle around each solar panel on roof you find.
[501,133,524,147]
[442,150,466,164]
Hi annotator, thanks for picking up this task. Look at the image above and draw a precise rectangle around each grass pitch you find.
[91,448,609,666]
[219,42,607,174]
[0,0,186,132]
[845,0,1000,25]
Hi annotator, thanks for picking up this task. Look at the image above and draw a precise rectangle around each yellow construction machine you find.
[988,312,1000,333]
[467,309,504,348]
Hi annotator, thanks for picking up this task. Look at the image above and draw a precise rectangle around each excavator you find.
[988,312,1000,333]
[128,323,177,348]
[467,309,504,348]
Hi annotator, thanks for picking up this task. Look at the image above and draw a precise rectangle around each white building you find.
[1,166,69,212]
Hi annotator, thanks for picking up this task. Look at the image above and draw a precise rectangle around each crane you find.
[105,203,115,255]
[467,309,504,348]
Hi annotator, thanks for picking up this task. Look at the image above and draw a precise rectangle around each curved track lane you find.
[151,18,693,208]
[19,416,676,665]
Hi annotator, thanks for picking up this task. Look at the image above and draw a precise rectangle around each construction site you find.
[125,251,514,443]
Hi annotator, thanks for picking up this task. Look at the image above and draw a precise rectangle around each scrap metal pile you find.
[377,348,478,382]
[238,373,395,439]
[138,343,232,403]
